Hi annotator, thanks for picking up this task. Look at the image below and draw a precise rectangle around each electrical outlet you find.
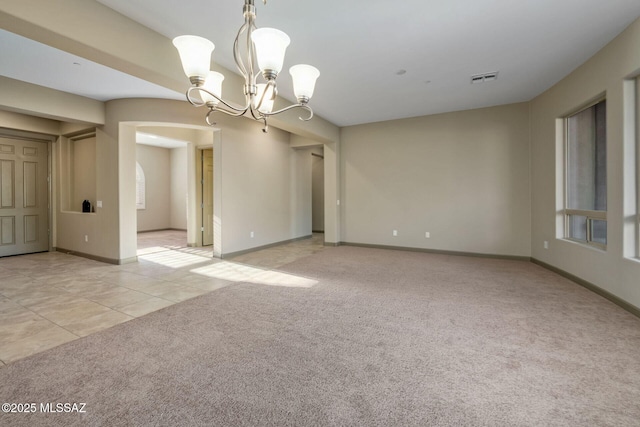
[392,230,398,237]
[250,231,254,238]
[544,240,549,249]
[84,235,88,242]
[96,200,102,208]
[425,232,430,238]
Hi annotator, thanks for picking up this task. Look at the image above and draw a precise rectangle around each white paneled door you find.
[0,137,49,257]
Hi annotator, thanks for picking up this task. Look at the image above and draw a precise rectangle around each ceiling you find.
[137,132,188,149]
[3,0,640,127]
[0,29,183,102]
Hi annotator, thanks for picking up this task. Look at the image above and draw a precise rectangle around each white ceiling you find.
[3,1,640,127]
[136,132,188,149]
[0,29,183,102]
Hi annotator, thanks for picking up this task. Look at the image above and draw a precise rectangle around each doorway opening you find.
[200,148,214,246]
[311,148,324,233]
[135,128,189,252]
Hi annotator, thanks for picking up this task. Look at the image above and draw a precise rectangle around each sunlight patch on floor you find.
[138,247,213,268]
[191,262,317,288]
[137,246,172,256]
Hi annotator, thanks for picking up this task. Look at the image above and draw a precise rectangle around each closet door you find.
[0,137,49,257]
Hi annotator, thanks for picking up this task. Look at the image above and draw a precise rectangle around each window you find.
[136,162,145,210]
[565,99,607,248]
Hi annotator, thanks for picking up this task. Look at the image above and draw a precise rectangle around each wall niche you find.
[60,130,96,213]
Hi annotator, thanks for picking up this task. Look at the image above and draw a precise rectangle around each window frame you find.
[564,98,607,250]
[637,77,640,258]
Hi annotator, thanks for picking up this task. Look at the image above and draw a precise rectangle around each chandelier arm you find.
[253,79,273,112]
[187,87,249,114]
[185,87,207,108]
[233,21,249,78]
[249,106,269,133]
[213,107,249,118]
[234,4,258,92]
[248,104,263,121]
[301,105,314,121]
[233,15,256,109]
[246,21,258,87]
[264,104,314,121]
[205,109,217,126]
[204,106,257,125]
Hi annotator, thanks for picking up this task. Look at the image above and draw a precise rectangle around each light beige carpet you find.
[1,246,639,426]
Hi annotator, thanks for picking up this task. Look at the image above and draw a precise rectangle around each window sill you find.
[560,238,607,253]
[623,256,640,266]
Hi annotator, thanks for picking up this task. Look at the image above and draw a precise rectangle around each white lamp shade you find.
[172,35,215,79]
[251,28,290,74]
[253,84,274,113]
[201,71,224,105]
[289,64,320,99]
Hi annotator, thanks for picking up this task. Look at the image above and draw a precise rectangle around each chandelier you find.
[172,0,320,132]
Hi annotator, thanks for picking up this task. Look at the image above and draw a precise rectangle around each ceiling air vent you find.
[470,71,499,84]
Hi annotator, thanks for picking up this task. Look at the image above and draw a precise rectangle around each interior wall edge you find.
[220,234,313,259]
[340,242,532,262]
[54,247,137,265]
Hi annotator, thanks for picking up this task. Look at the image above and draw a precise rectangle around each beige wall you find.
[0,0,340,259]
[341,103,531,257]
[136,144,170,232]
[530,18,640,309]
[56,127,119,260]
[0,76,104,125]
[31,94,317,263]
[105,98,302,259]
[0,75,329,262]
[0,110,60,135]
[218,120,293,254]
[1,0,638,312]
[135,144,187,232]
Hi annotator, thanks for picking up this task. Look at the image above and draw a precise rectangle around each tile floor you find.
[0,231,325,365]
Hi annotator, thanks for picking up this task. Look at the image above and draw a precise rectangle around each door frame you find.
[0,127,55,254]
